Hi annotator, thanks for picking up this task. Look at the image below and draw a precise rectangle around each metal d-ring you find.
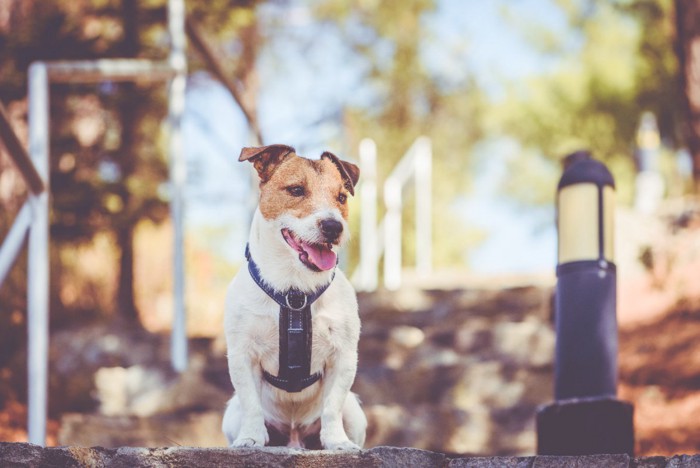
[285,290,308,310]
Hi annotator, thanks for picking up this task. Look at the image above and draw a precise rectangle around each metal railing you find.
[0,0,187,446]
[353,136,433,291]
[0,66,51,447]
[0,102,44,285]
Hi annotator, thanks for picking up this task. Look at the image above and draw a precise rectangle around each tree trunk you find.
[675,0,700,190]
[114,0,141,324]
[115,224,139,322]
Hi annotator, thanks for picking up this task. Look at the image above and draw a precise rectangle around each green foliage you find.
[317,0,684,270]
[187,0,258,35]
[492,0,681,205]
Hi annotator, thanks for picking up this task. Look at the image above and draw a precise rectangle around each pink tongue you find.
[302,242,337,271]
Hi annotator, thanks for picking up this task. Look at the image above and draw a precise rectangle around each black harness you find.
[245,245,334,393]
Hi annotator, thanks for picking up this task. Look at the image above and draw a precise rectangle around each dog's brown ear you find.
[239,144,296,182]
[321,152,360,196]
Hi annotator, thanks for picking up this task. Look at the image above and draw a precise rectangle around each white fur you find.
[221,203,366,450]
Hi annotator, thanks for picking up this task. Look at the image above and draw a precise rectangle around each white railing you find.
[0,0,187,446]
[354,136,432,291]
[0,102,44,286]
[356,139,379,291]
[0,93,49,447]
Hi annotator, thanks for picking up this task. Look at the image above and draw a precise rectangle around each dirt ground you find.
[619,303,700,456]
[0,399,59,445]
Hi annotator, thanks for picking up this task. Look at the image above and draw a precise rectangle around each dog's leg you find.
[320,348,362,450]
[221,395,242,445]
[342,393,367,447]
[226,347,269,447]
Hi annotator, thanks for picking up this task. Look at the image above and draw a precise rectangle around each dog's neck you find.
[247,209,336,293]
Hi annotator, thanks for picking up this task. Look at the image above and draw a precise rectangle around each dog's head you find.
[240,144,360,272]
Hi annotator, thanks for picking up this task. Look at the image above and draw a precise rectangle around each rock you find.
[58,411,228,447]
[531,454,630,467]
[448,456,534,467]
[45,321,232,420]
[94,355,229,417]
[355,285,555,454]
[1,442,698,467]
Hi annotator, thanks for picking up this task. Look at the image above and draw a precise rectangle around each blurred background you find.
[1,0,700,456]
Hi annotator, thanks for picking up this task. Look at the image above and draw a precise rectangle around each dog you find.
[221,144,367,450]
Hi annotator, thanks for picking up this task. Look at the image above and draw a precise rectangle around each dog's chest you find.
[254,310,337,375]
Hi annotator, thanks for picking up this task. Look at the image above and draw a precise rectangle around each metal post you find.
[0,201,32,286]
[168,0,188,372]
[27,62,50,446]
[45,60,174,84]
[537,151,634,456]
[414,137,432,278]
[15,15,189,444]
[359,138,378,291]
[555,157,617,399]
[384,179,402,291]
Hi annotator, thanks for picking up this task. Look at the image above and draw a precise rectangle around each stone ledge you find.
[1,443,699,467]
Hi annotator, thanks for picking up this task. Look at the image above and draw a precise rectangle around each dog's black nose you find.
[320,219,343,242]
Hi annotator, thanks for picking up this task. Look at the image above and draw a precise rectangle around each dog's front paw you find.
[230,425,269,448]
[321,436,361,451]
[231,437,266,448]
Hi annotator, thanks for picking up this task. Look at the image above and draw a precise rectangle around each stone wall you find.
[2,443,699,467]
[56,284,556,454]
[356,285,555,453]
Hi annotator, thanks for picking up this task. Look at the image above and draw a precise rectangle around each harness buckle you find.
[285,290,308,310]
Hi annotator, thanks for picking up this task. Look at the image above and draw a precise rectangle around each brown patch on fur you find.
[257,156,351,221]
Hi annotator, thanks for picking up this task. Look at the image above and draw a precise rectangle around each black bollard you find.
[536,151,635,456]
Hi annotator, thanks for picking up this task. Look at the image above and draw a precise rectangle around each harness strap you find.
[245,244,332,393]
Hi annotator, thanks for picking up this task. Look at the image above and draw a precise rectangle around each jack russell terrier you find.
[221,144,367,450]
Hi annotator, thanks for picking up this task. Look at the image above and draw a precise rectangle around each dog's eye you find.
[337,193,347,204]
[286,185,306,197]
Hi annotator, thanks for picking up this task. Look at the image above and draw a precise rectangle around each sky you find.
[182,0,568,275]
[425,0,570,98]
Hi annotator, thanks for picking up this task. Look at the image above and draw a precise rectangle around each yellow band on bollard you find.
[558,183,614,264]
